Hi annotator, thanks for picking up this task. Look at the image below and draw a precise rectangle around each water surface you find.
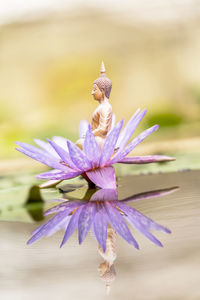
[0,170,199,299]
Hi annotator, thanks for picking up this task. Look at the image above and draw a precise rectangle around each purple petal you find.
[93,206,108,252]
[47,139,78,170]
[39,180,63,189]
[104,201,139,249]
[110,124,159,164]
[46,217,71,237]
[99,120,124,167]
[124,214,164,247]
[118,155,176,164]
[83,125,101,167]
[16,147,66,171]
[78,202,96,244]
[117,201,171,235]
[91,189,118,202]
[30,217,71,238]
[44,200,83,216]
[34,139,59,157]
[27,210,71,245]
[111,113,116,129]
[60,205,84,247]
[52,136,69,150]
[36,170,81,180]
[119,205,170,247]
[79,120,88,138]
[86,166,116,189]
[15,141,46,155]
[67,141,92,171]
[116,108,143,150]
[122,187,179,203]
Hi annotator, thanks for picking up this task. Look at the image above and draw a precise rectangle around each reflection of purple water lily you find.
[16,109,175,189]
[27,187,177,251]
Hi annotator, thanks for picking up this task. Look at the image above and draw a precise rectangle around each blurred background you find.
[0,4,200,299]
[0,0,200,173]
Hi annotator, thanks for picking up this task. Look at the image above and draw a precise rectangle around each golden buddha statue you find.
[39,62,113,189]
[76,61,113,150]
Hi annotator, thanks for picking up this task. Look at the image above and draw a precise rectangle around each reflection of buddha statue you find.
[76,62,113,150]
[98,226,117,294]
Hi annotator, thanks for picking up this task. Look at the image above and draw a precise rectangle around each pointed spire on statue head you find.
[93,61,112,99]
[106,283,111,295]
[100,61,106,75]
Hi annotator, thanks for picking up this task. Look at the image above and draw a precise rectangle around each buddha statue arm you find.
[92,106,112,138]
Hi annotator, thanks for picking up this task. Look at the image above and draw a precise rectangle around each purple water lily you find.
[16,109,175,189]
[27,187,177,251]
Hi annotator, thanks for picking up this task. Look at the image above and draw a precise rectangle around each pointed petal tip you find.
[27,239,33,245]
[138,108,147,117]
[143,108,147,113]
[158,241,164,247]
[169,156,176,161]
[134,242,140,250]
[165,228,172,234]
[15,147,28,154]
[160,156,176,162]
[60,242,64,248]
[158,155,176,162]
[78,230,87,245]
[98,241,107,252]
[115,119,124,128]
[35,174,41,179]
[120,118,124,126]
[172,186,179,191]
[102,245,106,252]
[115,119,124,131]
[15,141,29,148]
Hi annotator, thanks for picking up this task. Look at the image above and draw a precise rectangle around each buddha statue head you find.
[98,262,116,295]
[92,62,112,101]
